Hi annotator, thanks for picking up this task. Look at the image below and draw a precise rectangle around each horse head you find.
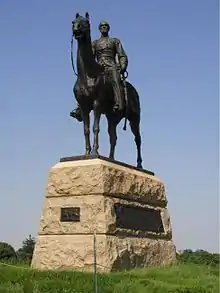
[72,12,90,41]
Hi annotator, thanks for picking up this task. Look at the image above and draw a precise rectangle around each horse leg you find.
[91,101,101,156]
[81,110,91,156]
[129,114,143,169]
[107,116,118,160]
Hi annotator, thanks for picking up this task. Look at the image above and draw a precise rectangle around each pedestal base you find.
[31,157,176,272]
[32,235,176,272]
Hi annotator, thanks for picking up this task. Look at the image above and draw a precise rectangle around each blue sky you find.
[0,1,218,252]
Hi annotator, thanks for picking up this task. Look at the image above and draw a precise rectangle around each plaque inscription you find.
[60,207,80,222]
[114,204,164,233]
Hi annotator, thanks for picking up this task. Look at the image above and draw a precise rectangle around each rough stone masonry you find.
[31,157,176,272]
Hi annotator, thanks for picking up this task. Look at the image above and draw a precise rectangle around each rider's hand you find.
[120,68,126,75]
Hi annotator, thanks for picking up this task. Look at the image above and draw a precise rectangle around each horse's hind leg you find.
[107,115,121,160]
[107,117,117,160]
[129,114,143,169]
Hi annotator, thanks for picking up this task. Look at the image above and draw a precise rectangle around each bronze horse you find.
[71,13,143,169]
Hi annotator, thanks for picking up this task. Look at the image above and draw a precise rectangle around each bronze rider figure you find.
[70,20,128,121]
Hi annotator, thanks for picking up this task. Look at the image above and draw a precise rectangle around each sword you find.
[122,71,128,131]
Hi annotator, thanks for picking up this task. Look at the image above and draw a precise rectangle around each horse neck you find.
[76,35,97,79]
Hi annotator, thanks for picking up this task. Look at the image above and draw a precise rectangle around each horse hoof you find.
[84,150,91,157]
[91,150,99,157]
[137,164,143,169]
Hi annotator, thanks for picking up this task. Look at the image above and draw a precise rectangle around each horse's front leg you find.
[91,101,101,156]
[81,110,91,156]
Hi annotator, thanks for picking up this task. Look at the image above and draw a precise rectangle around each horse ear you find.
[76,13,80,18]
[85,12,90,20]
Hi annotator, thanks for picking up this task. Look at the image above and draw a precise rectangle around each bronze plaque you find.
[60,207,80,222]
[114,204,164,233]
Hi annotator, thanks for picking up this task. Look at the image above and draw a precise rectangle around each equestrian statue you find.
[70,12,143,169]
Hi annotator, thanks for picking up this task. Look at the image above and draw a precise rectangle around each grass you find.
[0,262,219,293]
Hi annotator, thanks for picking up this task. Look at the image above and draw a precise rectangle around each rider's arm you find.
[114,38,128,73]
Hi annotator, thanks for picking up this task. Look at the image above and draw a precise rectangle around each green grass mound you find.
[0,263,219,293]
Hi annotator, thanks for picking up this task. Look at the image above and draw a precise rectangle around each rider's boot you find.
[70,106,83,122]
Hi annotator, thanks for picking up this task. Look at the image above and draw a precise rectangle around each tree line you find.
[0,235,35,264]
[177,249,219,267]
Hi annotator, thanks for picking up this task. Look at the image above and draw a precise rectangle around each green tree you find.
[0,242,17,261]
[16,235,35,263]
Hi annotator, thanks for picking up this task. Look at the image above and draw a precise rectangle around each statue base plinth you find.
[31,156,176,272]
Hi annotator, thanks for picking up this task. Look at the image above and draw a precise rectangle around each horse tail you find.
[123,81,140,131]
[122,78,129,131]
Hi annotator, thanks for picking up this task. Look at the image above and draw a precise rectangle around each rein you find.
[71,35,78,76]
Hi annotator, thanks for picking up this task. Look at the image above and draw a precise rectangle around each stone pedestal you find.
[31,157,176,272]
